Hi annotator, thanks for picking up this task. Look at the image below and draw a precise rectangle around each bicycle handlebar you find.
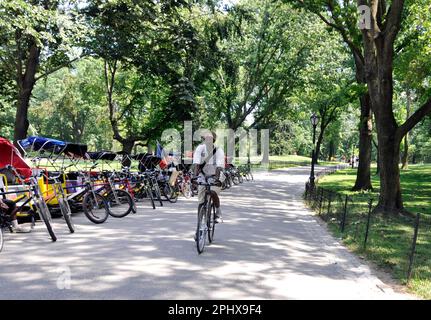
[194,175,221,186]
[5,164,26,182]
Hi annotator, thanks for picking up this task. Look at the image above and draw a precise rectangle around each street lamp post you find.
[309,113,319,189]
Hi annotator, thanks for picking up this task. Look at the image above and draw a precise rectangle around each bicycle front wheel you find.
[208,199,216,244]
[196,204,207,254]
[59,199,75,233]
[36,200,57,242]
[83,193,109,224]
[106,189,134,218]
[0,227,4,252]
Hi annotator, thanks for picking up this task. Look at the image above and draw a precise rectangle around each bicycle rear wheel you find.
[153,183,163,207]
[36,200,57,242]
[182,181,192,198]
[163,184,178,203]
[248,172,254,181]
[59,199,75,233]
[196,204,207,254]
[135,185,156,209]
[226,175,232,189]
[83,193,109,224]
[106,189,134,218]
[145,186,156,209]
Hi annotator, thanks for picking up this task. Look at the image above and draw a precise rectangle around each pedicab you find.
[0,137,33,226]
[17,136,89,232]
[0,137,32,184]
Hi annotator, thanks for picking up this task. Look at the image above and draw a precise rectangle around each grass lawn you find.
[265,155,343,170]
[317,164,431,213]
[314,164,431,299]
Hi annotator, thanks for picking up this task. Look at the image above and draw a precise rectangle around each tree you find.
[84,0,220,154]
[103,60,172,154]
[201,0,319,131]
[0,0,87,146]
[358,0,431,213]
[394,1,431,169]
[29,58,113,150]
[293,30,360,165]
[284,0,374,191]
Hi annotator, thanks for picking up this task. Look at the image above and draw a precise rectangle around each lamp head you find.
[310,113,319,126]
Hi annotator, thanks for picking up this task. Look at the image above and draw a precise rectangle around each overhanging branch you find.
[397,96,431,142]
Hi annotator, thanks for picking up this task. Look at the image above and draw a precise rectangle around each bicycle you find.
[95,170,135,218]
[158,169,178,203]
[116,169,138,214]
[146,170,164,207]
[194,176,220,254]
[0,206,14,252]
[221,168,232,190]
[41,170,75,233]
[178,170,193,198]
[65,168,110,224]
[6,165,57,241]
[129,172,157,209]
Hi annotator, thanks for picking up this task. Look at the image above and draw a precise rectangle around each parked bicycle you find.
[41,170,75,233]
[6,165,57,241]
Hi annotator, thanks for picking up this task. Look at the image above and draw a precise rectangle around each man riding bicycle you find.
[0,198,30,233]
[193,131,225,224]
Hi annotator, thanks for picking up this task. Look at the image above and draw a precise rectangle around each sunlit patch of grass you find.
[318,164,431,213]
[266,155,343,170]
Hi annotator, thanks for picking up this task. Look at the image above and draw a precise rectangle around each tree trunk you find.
[121,140,135,168]
[372,138,380,175]
[401,89,411,170]
[371,73,404,212]
[13,43,40,149]
[360,8,405,214]
[313,129,324,165]
[14,96,31,146]
[401,131,409,170]
[327,140,335,161]
[351,51,373,191]
[352,93,373,190]
[376,124,403,212]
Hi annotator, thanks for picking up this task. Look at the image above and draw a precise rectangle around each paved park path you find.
[0,166,416,299]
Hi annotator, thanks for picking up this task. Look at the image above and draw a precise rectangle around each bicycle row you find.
[0,136,253,252]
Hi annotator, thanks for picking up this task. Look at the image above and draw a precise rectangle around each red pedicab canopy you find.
[0,137,32,178]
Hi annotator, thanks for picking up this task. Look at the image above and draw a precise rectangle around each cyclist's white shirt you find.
[193,144,225,177]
